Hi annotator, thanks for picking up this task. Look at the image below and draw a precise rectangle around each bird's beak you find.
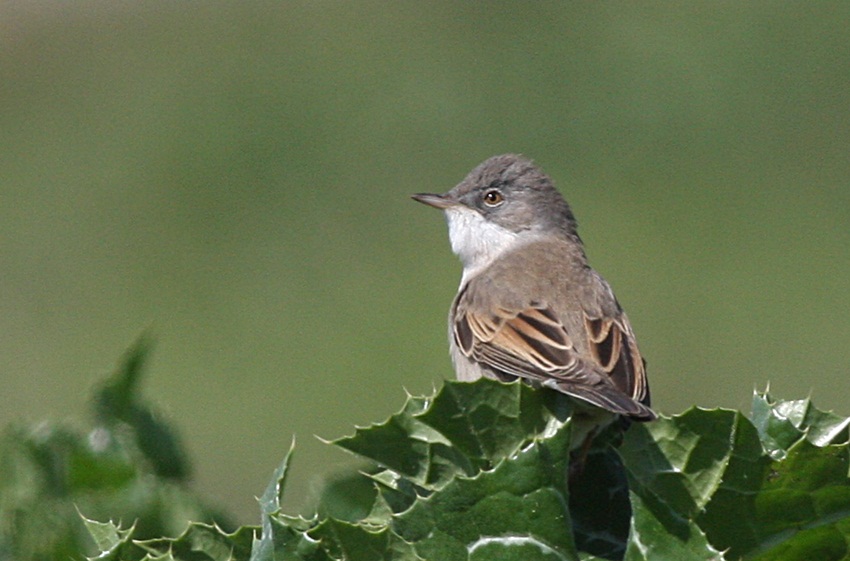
[411,192,457,210]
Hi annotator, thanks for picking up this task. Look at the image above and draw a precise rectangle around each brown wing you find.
[453,287,654,421]
[584,313,652,413]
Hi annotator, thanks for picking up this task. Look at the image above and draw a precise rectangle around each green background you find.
[2,3,848,524]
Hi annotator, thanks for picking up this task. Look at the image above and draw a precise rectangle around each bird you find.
[412,154,655,448]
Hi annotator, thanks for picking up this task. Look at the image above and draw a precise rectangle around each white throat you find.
[444,206,526,285]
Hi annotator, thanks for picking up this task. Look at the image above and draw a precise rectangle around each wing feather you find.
[453,287,654,421]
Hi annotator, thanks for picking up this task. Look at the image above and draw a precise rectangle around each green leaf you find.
[413,379,571,467]
[618,413,731,560]
[619,394,850,560]
[93,337,190,480]
[624,490,725,561]
[331,391,475,489]
[468,536,573,561]
[620,408,746,519]
[393,410,577,561]
[0,341,230,561]
[251,439,296,561]
[746,439,850,560]
[80,513,135,557]
[332,379,574,492]
[752,391,850,460]
[692,413,769,556]
[307,518,422,561]
[11,340,850,561]
[136,523,255,561]
[366,468,422,517]
[315,467,382,523]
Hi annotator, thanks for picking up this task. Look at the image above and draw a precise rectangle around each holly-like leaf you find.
[137,523,255,561]
[306,518,423,561]
[332,379,573,492]
[619,393,850,561]
[80,514,135,559]
[11,339,850,561]
[251,439,296,561]
[392,409,576,561]
[330,393,468,489]
[752,391,850,460]
[624,490,725,561]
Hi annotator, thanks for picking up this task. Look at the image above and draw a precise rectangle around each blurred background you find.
[1,2,848,524]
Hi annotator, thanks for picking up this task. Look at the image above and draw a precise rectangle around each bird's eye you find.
[483,189,504,206]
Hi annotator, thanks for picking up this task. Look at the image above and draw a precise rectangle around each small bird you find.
[412,154,655,445]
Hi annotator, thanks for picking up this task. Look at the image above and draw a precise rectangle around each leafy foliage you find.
[0,339,231,561]
[2,344,850,560]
